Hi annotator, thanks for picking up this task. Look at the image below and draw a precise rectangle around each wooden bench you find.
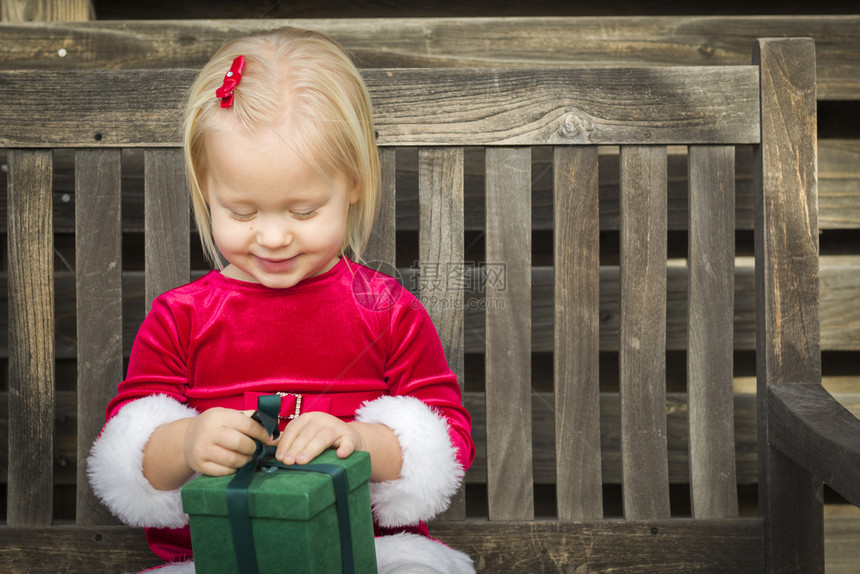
[1,35,859,572]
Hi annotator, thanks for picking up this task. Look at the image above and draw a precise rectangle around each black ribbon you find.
[225,395,356,574]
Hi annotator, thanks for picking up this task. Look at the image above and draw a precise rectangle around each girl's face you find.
[203,115,358,289]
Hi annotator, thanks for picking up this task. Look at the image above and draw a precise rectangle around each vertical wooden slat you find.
[754,38,823,573]
[7,149,54,526]
[485,147,533,520]
[687,145,739,519]
[144,148,189,311]
[619,145,670,520]
[554,146,603,520]
[75,149,123,525]
[418,147,465,520]
[364,147,396,267]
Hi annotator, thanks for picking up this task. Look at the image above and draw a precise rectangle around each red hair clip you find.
[215,55,246,109]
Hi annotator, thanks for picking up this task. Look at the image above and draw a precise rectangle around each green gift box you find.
[181,449,377,574]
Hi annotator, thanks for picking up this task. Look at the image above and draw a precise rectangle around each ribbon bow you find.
[216,55,246,108]
[226,395,357,574]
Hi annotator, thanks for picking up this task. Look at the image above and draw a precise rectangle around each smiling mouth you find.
[255,254,299,270]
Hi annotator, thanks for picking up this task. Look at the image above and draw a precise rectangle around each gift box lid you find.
[181,449,371,521]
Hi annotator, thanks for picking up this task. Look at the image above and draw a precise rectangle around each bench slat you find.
[755,38,824,572]
[554,145,603,520]
[6,149,54,526]
[485,147,534,520]
[619,145,671,519]
[687,145,739,518]
[0,67,761,147]
[144,148,189,310]
[74,148,123,525]
[364,147,396,266]
[418,147,466,520]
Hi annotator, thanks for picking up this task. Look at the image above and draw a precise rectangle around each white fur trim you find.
[376,533,475,574]
[87,394,198,528]
[355,396,464,527]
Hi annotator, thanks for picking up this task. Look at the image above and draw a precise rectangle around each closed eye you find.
[229,210,256,222]
[291,209,318,220]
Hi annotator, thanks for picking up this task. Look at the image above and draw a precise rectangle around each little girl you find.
[88,26,475,574]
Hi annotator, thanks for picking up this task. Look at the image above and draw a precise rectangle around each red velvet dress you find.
[106,257,474,562]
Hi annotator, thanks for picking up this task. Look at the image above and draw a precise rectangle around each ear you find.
[348,180,361,205]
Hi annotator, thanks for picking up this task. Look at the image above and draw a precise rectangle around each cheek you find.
[210,214,245,251]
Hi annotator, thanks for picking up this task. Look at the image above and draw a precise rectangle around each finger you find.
[194,446,254,476]
[334,434,358,459]
[212,427,259,456]
[277,420,335,464]
[228,411,273,443]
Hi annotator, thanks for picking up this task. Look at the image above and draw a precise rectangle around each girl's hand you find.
[275,412,403,482]
[182,407,271,477]
[275,411,364,465]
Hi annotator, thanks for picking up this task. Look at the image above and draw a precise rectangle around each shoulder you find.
[344,259,419,315]
[145,271,228,327]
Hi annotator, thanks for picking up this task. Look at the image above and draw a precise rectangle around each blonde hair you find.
[182,26,380,267]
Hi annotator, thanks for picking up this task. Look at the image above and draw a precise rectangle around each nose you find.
[255,215,292,250]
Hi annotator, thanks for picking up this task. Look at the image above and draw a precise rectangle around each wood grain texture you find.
[363,146,396,267]
[768,384,860,507]
[6,149,54,526]
[554,146,603,520]
[0,520,766,574]
[0,525,159,574]
[144,148,189,311]
[0,66,760,147]
[485,147,533,520]
[754,38,824,573]
[687,145,738,518]
[1,0,91,22]
[431,519,765,574]
[0,16,856,99]
[74,149,123,525]
[417,147,465,520]
[619,145,670,519]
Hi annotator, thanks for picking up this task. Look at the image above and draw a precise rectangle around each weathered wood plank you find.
[0,519,766,573]
[619,145,670,519]
[363,146,396,266]
[0,67,761,147]
[554,146,603,520]
[754,37,823,573]
[1,0,91,22]
[74,149,123,525]
[144,148,189,311]
[768,384,860,507]
[431,519,765,574]
[6,149,54,526]
[485,147,533,520]
[0,525,159,574]
[687,145,738,518]
[417,147,465,520]
[0,16,856,99]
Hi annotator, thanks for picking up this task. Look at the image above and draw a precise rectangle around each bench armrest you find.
[768,383,860,506]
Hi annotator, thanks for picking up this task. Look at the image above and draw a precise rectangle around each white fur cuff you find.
[355,396,464,528]
[376,533,475,574]
[87,394,198,528]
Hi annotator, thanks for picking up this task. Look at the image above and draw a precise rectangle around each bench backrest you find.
[0,37,824,572]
